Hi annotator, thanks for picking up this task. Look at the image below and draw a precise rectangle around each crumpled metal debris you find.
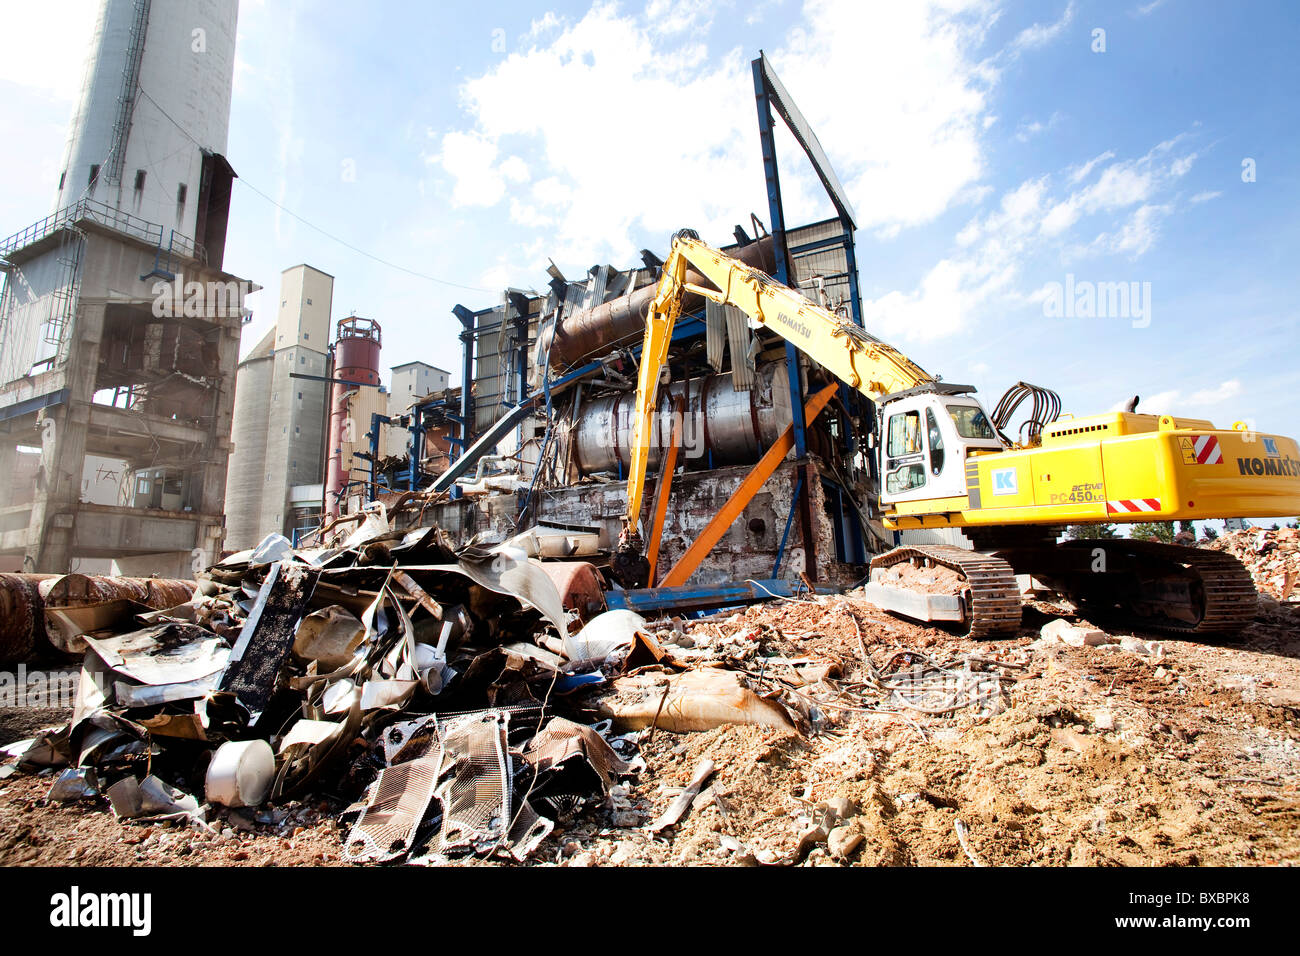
[523,716,631,799]
[106,774,205,827]
[6,501,795,865]
[593,669,796,733]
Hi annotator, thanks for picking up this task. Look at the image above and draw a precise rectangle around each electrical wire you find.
[135,86,494,293]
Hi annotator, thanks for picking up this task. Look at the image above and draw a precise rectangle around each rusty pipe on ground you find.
[391,570,443,620]
[0,574,197,663]
[0,573,56,663]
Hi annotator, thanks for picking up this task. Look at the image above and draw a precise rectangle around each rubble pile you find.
[1207,527,1300,600]
[0,503,652,863]
[4,513,1299,867]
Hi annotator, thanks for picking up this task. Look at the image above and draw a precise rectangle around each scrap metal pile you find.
[0,502,911,863]
[0,504,646,863]
[0,499,1032,864]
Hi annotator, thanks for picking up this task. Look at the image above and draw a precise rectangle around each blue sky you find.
[2,0,1297,443]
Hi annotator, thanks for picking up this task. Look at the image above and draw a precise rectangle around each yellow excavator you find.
[619,230,1300,637]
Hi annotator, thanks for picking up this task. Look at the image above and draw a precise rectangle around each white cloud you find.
[1188,379,1242,406]
[1009,2,1075,53]
[860,135,1198,342]
[440,0,998,266]
[0,0,98,101]
[1042,141,1195,240]
[744,0,787,26]
[499,156,531,184]
[1040,199,1080,236]
[1103,202,1173,257]
[437,131,508,206]
[1190,190,1221,204]
[1068,150,1116,184]
[645,0,715,34]
[1134,380,1243,418]
[1014,111,1062,142]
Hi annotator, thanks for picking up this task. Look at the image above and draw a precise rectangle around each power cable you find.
[136,86,493,294]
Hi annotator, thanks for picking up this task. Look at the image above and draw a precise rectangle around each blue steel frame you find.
[752,52,870,571]
[752,57,808,460]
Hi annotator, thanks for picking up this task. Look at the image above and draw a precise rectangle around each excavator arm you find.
[624,230,934,530]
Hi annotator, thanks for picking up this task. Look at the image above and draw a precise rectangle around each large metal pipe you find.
[0,573,196,663]
[571,362,792,476]
[541,236,778,369]
[0,574,56,663]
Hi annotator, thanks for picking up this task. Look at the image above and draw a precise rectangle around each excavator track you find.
[868,545,1022,639]
[1053,539,1257,636]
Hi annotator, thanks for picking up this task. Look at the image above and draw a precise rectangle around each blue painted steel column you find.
[843,226,863,327]
[452,304,476,501]
[367,412,384,499]
[752,56,807,459]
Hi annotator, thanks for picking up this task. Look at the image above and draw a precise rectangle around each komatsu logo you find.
[774,311,812,339]
[1236,455,1300,477]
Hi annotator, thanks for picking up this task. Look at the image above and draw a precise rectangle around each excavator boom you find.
[625,232,933,527]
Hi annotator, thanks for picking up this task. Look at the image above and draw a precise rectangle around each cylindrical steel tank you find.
[54,0,239,234]
[540,236,778,369]
[538,561,607,622]
[325,316,382,516]
[571,361,793,476]
[0,573,195,663]
[40,574,196,655]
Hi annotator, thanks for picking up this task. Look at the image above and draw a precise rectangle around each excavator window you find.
[946,404,995,440]
[886,464,926,494]
[886,410,927,494]
[887,411,923,457]
[926,408,945,476]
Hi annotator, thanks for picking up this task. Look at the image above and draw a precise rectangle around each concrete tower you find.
[386,361,450,457]
[225,265,333,550]
[0,0,251,577]
[54,0,239,265]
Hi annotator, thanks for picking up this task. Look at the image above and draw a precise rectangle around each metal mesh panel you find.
[382,714,442,765]
[434,710,511,853]
[725,304,756,390]
[344,756,441,863]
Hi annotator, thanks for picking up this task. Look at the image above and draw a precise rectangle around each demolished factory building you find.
[349,215,900,595]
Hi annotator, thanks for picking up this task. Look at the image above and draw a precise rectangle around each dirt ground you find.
[2,593,1297,867]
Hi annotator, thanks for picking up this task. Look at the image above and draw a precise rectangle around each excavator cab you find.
[877,386,1003,505]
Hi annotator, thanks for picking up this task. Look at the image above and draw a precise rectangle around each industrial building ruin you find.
[317,56,883,596]
[0,0,249,579]
[345,217,879,594]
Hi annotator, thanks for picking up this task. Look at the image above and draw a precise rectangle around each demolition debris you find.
[3,503,1297,867]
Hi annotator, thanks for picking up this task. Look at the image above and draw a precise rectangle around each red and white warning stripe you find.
[1193,435,1223,464]
[1107,497,1162,514]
